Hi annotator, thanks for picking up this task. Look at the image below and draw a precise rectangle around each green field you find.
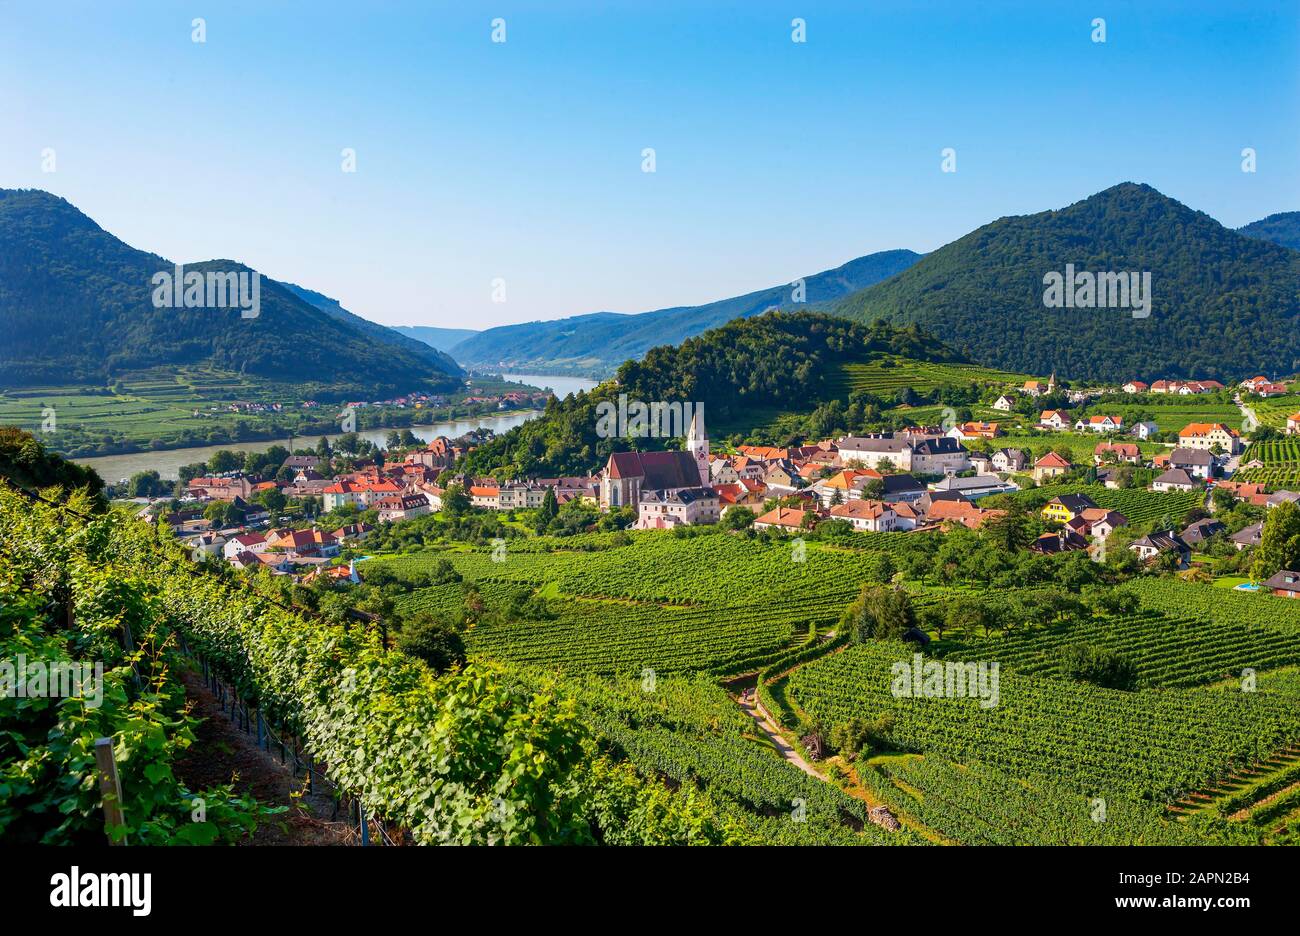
[0,367,525,458]
[944,607,1300,688]
[1093,401,1241,431]
[370,533,914,676]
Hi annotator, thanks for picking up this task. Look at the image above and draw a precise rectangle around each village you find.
[123,370,1300,600]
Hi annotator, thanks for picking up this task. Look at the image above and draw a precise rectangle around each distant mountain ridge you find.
[0,190,462,397]
[1238,211,1300,251]
[393,325,480,353]
[280,284,463,375]
[447,249,923,376]
[835,184,1300,383]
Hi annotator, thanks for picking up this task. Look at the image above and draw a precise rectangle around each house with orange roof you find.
[752,506,816,533]
[926,498,1006,530]
[1075,415,1123,433]
[1038,410,1070,431]
[1178,422,1241,454]
[828,498,896,532]
[810,468,880,507]
[1094,441,1141,465]
[469,485,501,509]
[948,421,1002,440]
[1031,451,1072,482]
[1287,413,1300,436]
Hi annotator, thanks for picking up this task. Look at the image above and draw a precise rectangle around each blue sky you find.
[2,1,1296,329]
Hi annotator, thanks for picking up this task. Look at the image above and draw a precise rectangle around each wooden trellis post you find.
[94,737,127,846]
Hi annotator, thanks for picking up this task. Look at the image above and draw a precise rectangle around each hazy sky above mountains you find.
[2,1,1296,330]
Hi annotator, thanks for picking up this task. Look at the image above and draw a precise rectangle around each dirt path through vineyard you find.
[174,671,354,845]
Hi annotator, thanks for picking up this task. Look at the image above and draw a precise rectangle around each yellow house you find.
[1041,493,1098,524]
[1031,451,1072,482]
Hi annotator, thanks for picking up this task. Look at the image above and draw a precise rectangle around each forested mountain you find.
[1238,211,1300,251]
[447,250,922,375]
[458,311,963,478]
[393,325,480,352]
[835,184,1300,383]
[0,190,462,396]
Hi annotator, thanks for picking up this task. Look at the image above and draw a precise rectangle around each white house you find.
[993,395,1017,412]
[836,436,914,471]
[635,487,720,529]
[1151,468,1201,493]
[1075,415,1123,433]
[1039,410,1070,431]
[828,499,896,532]
[188,531,228,559]
[1132,421,1160,440]
[222,532,267,561]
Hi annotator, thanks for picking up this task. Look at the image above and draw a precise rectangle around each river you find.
[74,374,599,482]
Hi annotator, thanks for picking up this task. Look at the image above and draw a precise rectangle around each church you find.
[599,406,712,514]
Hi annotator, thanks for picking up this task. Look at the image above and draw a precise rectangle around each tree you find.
[442,484,471,518]
[829,714,895,758]
[207,449,240,473]
[536,487,559,532]
[842,585,915,642]
[396,613,467,674]
[1252,501,1300,581]
[203,500,240,528]
[1058,644,1138,690]
[128,470,166,498]
[721,506,756,530]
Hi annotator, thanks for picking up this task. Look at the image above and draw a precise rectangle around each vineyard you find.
[944,607,1300,688]
[373,533,919,676]
[857,755,1247,845]
[1014,483,1205,525]
[0,486,759,845]
[552,673,919,845]
[787,640,1300,804]
[830,358,1029,396]
[1248,394,1300,430]
[1128,578,1300,634]
[1235,438,1300,487]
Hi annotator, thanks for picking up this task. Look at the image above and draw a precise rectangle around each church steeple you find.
[686,404,709,486]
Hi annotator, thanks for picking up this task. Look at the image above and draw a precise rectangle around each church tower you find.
[686,404,709,486]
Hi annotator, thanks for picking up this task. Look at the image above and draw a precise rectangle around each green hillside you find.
[458,311,966,477]
[835,184,1300,383]
[0,190,461,398]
